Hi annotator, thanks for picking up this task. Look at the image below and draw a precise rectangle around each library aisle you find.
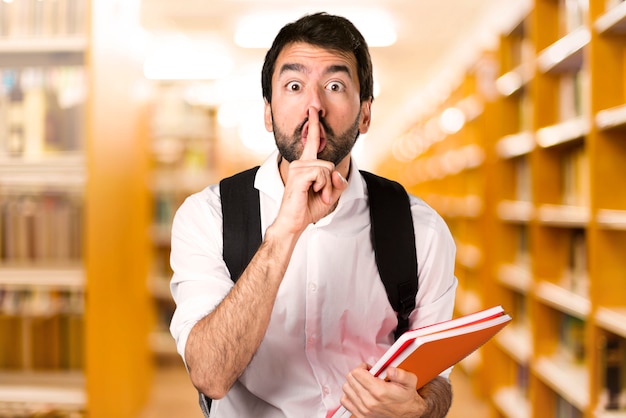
[138,362,489,418]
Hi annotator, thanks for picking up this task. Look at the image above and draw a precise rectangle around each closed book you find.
[331,306,512,418]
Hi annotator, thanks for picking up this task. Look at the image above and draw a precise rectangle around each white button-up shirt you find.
[170,151,457,417]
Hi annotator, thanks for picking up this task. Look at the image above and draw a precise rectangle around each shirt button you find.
[308,282,317,292]
[322,385,331,396]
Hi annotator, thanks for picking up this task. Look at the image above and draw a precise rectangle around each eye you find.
[286,81,302,92]
[326,81,345,93]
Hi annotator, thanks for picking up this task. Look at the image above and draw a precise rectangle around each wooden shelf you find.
[533,356,589,412]
[594,307,626,338]
[496,132,535,159]
[0,37,87,53]
[536,28,590,73]
[596,209,626,230]
[492,387,531,418]
[0,154,86,190]
[594,2,626,34]
[596,104,626,131]
[0,266,84,290]
[536,117,589,148]
[456,243,482,270]
[594,410,626,418]
[150,330,178,357]
[537,204,590,227]
[455,289,483,317]
[149,275,173,300]
[496,326,533,364]
[497,264,532,293]
[496,63,534,97]
[497,200,534,223]
[0,371,85,410]
[534,281,590,319]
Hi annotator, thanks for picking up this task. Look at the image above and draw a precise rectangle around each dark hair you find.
[261,12,374,104]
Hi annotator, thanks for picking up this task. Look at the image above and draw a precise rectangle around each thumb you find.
[386,367,418,389]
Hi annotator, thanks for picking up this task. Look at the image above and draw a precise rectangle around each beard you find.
[272,110,361,166]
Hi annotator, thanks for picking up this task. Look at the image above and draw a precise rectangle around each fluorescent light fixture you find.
[235,8,397,48]
[144,36,234,80]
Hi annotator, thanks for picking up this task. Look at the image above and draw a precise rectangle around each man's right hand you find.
[273,107,348,236]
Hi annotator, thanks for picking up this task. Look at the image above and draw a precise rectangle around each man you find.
[169,12,457,417]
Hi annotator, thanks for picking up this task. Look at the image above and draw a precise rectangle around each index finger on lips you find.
[300,107,320,161]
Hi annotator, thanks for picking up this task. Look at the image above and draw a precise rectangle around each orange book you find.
[330,306,511,418]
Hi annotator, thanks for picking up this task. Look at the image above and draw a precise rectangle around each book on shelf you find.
[558,70,587,123]
[559,313,585,364]
[0,192,83,263]
[0,66,85,159]
[560,145,589,207]
[562,229,589,298]
[0,0,87,39]
[559,0,588,36]
[556,394,583,418]
[602,334,625,411]
[330,306,512,418]
[0,287,84,371]
[515,156,531,202]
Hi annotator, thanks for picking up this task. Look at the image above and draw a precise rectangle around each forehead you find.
[273,42,358,77]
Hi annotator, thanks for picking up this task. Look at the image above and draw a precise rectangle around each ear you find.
[264,100,273,132]
[359,99,372,134]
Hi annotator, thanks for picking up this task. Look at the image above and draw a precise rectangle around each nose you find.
[306,87,326,120]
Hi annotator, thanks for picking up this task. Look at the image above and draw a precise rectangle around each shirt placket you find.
[304,225,333,406]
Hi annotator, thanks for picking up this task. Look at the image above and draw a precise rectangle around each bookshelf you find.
[147,82,220,359]
[0,1,153,417]
[376,0,626,416]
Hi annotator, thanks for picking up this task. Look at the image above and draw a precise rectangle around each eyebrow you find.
[278,63,353,79]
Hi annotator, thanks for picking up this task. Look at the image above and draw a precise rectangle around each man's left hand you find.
[340,363,427,418]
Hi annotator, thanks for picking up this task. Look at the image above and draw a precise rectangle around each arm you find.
[340,365,451,418]
[184,107,348,399]
[417,376,452,418]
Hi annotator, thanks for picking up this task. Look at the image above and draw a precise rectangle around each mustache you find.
[295,115,333,137]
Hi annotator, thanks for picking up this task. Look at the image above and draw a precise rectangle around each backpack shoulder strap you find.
[219,166,262,282]
[360,170,418,339]
[219,166,419,339]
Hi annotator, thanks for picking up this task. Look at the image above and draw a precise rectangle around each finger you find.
[322,171,348,204]
[301,107,320,160]
[385,367,418,390]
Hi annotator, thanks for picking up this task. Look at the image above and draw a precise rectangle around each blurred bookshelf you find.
[147,82,220,359]
[376,0,626,416]
[0,1,153,417]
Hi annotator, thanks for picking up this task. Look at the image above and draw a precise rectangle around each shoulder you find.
[172,184,222,233]
[408,194,449,231]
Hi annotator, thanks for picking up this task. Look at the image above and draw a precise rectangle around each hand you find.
[340,364,427,418]
[273,107,348,235]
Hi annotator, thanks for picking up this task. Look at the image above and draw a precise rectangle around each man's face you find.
[264,42,372,165]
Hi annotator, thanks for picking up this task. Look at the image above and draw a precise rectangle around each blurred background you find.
[2,0,626,417]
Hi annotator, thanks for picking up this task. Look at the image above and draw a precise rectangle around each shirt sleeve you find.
[168,185,234,364]
[407,195,458,379]
[408,195,458,331]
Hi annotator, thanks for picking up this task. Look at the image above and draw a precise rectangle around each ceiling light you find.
[144,36,233,80]
[439,107,465,134]
[234,8,397,49]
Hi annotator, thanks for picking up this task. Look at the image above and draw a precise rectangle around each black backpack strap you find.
[219,166,262,282]
[360,170,418,340]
